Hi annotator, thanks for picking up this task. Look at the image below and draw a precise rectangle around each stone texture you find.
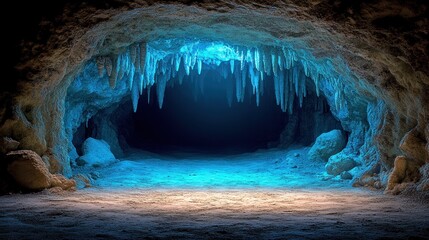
[325,153,358,176]
[5,150,76,191]
[50,174,76,191]
[386,156,420,193]
[0,0,428,193]
[73,174,92,189]
[6,150,51,190]
[77,138,116,167]
[0,137,20,155]
[399,128,428,164]
[308,130,347,162]
[340,171,353,180]
[416,163,429,192]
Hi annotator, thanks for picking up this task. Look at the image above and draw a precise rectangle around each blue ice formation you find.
[94,39,348,113]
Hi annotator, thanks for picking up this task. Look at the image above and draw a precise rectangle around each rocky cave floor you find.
[1,147,429,239]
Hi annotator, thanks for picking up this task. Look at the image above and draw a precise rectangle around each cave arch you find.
[1,1,428,194]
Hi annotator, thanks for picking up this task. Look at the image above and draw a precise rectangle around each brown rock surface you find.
[50,174,76,191]
[6,150,76,191]
[6,150,51,190]
[0,137,19,155]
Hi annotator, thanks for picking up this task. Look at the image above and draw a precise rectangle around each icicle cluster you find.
[96,41,346,113]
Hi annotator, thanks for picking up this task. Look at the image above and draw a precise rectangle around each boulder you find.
[399,128,428,164]
[77,138,116,167]
[340,171,353,180]
[325,153,357,176]
[6,150,51,190]
[386,156,420,192]
[308,130,347,162]
[0,137,20,154]
[50,174,76,190]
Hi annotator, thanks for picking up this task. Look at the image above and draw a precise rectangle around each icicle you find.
[109,55,119,89]
[123,51,129,76]
[240,50,245,70]
[184,54,190,69]
[263,50,271,76]
[139,42,146,72]
[315,74,320,97]
[185,65,191,76]
[138,74,144,95]
[96,56,105,77]
[230,59,235,74]
[191,53,197,70]
[303,76,307,97]
[254,48,261,71]
[178,66,185,85]
[161,60,167,75]
[256,83,260,107]
[262,51,267,74]
[197,59,202,75]
[145,50,156,85]
[135,44,141,73]
[118,54,125,81]
[301,59,309,77]
[284,69,289,112]
[221,63,229,79]
[274,74,280,105]
[271,52,278,77]
[278,53,284,71]
[246,49,253,65]
[279,72,285,111]
[293,66,299,95]
[241,64,247,102]
[175,54,181,72]
[249,64,258,93]
[131,74,140,113]
[335,91,340,111]
[235,68,242,103]
[105,57,113,76]
[128,64,135,90]
[147,86,151,104]
[130,45,137,66]
[156,73,167,109]
[288,70,295,114]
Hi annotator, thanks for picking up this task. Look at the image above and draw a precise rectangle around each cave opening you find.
[2,1,429,239]
[67,39,347,189]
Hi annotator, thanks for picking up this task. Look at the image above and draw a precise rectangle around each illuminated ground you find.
[95,147,346,189]
[1,148,429,239]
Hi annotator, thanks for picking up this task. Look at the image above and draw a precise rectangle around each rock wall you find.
[1,0,428,193]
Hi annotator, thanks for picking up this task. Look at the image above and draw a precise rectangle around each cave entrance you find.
[68,39,348,189]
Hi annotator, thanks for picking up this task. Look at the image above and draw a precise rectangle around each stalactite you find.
[109,55,119,89]
[131,73,140,113]
[93,40,348,114]
[96,56,105,77]
[105,57,113,76]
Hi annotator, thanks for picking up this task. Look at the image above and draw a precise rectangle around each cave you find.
[1,1,429,239]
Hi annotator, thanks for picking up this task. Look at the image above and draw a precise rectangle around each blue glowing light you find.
[179,41,240,62]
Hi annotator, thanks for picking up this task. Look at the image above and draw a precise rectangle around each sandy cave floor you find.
[1,147,429,239]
